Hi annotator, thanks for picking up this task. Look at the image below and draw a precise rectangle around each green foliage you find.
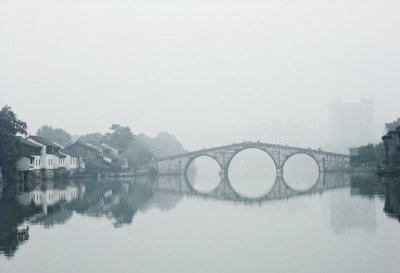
[385,118,400,131]
[37,125,72,146]
[78,125,154,169]
[0,106,27,180]
[350,143,384,167]
[105,124,153,168]
[73,124,184,169]
[78,132,106,147]
[136,132,186,158]
[0,195,38,257]
[105,124,134,150]
[121,139,153,169]
[84,153,108,174]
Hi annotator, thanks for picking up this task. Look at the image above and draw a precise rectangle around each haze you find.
[1,0,399,150]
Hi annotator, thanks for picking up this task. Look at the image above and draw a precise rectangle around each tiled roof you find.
[103,152,119,160]
[18,136,42,148]
[86,142,103,152]
[102,142,122,151]
[52,142,64,148]
[60,149,78,157]
[54,151,67,158]
[28,135,54,146]
[71,141,102,152]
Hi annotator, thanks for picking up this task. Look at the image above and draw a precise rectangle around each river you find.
[0,171,399,273]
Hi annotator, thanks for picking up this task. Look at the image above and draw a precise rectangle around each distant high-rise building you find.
[329,99,374,150]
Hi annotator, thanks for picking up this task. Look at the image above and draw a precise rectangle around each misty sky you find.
[1,0,399,150]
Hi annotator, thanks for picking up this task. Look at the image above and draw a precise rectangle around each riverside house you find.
[64,141,128,170]
[16,136,83,181]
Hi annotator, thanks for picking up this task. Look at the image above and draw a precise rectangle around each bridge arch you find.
[225,146,279,175]
[183,154,223,175]
[280,152,322,173]
[183,154,223,194]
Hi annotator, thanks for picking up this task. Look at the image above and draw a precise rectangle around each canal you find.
[0,171,399,273]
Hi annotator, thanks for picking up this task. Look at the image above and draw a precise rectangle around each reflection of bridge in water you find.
[136,173,351,204]
[143,141,350,175]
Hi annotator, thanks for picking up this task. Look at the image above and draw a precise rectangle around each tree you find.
[78,132,106,147]
[122,139,153,169]
[106,124,134,150]
[37,125,72,146]
[0,106,27,180]
[105,124,154,168]
[385,118,400,132]
[136,132,186,158]
[350,143,385,167]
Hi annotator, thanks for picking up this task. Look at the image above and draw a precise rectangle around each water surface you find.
[0,172,399,273]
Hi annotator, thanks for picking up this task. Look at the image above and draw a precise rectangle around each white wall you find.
[63,154,78,170]
[16,157,30,171]
[16,155,41,171]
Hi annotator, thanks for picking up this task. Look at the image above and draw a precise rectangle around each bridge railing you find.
[147,141,349,163]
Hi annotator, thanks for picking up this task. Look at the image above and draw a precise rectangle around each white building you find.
[52,142,80,171]
[15,137,43,172]
[16,136,84,180]
[26,136,60,170]
[101,142,128,168]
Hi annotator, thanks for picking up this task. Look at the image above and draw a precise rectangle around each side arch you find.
[183,154,223,176]
[280,152,322,173]
[183,154,223,194]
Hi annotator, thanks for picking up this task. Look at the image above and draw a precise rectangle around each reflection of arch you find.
[183,155,223,194]
[281,152,321,173]
[225,146,278,175]
[281,169,321,193]
[225,174,280,201]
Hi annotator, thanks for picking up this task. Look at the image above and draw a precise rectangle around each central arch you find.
[225,147,278,198]
[225,146,278,175]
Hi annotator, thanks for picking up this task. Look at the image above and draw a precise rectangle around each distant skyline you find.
[1,0,399,150]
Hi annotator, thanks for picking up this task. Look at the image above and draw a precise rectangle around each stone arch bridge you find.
[143,141,350,175]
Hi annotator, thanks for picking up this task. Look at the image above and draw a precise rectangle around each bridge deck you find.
[149,141,349,163]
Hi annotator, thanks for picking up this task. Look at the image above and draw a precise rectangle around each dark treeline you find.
[0,105,185,180]
[0,106,27,180]
[75,125,186,170]
[350,118,400,167]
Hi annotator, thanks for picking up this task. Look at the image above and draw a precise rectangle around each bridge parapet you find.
[142,141,350,175]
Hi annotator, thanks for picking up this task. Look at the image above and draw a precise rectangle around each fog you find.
[1,0,399,151]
